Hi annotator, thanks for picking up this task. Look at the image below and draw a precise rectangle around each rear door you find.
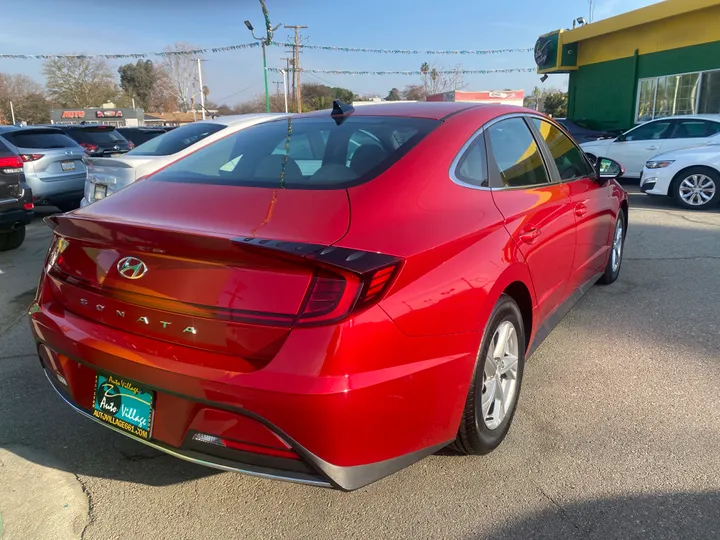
[486,116,577,323]
[531,117,613,290]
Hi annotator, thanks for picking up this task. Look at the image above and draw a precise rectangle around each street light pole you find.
[245,19,282,114]
[197,58,206,120]
[261,41,270,113]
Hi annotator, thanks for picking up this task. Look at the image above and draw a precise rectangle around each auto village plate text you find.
[92,373,154,439]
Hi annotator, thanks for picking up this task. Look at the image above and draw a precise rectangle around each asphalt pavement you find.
[1,189,719,540]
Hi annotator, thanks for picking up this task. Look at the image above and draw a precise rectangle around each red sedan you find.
[29,102,628,490]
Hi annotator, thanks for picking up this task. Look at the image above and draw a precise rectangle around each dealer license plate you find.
[92,374,154,439]
[61,161,76,172]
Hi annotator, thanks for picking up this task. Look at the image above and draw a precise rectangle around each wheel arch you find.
[669,164,720,198]
[502,281,534,353]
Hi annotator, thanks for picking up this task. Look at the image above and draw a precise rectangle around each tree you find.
[543,90,568,118]
[330,87,355,103]
[162,43,202,112]
[118,60,157,110]
[300,84,356,111]
[0,74,50,124]
[419,62,465,97]
[147,66,177,113]
[42,57,117,108]
[401,84,426,101]
[386,88,401,101]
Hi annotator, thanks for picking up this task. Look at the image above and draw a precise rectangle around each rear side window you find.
[671,120,720,138]
[532,118,594,180]
[151,116,439,189]
[453,134,488,187]
[68,128,126,144]
[1,130,79,149]
[129,122,226,156]
[486,118,550,188]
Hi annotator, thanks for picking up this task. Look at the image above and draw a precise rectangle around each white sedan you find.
[640,144,720,210]
[581,115,720,178]
[81,113,289,207]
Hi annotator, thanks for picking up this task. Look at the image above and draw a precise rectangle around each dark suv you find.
[0,139,34,251]
[54,125,133,157]
[117,127,169,147]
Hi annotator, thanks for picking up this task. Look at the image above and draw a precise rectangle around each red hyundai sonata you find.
[29,102,628,490]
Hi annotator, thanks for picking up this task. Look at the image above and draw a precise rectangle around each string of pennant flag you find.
[268,67,537,75]
[0,43,533,60]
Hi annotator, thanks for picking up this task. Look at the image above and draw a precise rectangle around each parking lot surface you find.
[1,190,719,540]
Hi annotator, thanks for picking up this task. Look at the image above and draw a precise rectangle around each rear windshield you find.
[1,130,80,149]
[117,129,164,146]
[128,122,225,156]
[68,128,126,144]
[150,116,439,189]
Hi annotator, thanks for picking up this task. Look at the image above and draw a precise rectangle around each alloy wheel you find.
[611,217,624,273]
[481,321,519,431]
[679,174,716,207]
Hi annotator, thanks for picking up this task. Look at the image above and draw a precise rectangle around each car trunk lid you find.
[42,182,352,365]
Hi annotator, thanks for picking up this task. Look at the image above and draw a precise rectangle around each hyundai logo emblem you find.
[117,257,148,280]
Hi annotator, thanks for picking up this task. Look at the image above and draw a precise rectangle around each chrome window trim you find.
[449,112,557,192]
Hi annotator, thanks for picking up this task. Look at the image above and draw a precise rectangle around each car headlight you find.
[645,160,675,169]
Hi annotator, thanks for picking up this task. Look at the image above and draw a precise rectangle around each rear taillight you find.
[20,154,43,162]
[234,237,403,326]
[127,141,135,150]
[0,155,23,173]
[80,143,99,154]
[24,202,34,210]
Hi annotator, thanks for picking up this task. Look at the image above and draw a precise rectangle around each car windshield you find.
[1,130,80,149]
[70,128,126,144]
[128,122,226,156]
[150,115,440,189]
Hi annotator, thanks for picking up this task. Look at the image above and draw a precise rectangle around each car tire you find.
[598,209,625,286]
[0,225,26,252]
[671,167,720,210]
[449,294,526,455]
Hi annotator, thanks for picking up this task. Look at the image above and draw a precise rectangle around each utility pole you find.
[9,101,16,124]
[285,25,307,113]
[197,58,206,120]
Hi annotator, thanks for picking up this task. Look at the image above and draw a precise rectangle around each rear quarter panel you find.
[340,106,538,340]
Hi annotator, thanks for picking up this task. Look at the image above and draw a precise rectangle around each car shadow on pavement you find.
[473,490,720,540]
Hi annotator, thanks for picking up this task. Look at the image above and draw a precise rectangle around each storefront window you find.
[699,70,720,114]
[636,70,715,123]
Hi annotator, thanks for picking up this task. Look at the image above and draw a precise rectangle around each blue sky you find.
[0,0,662,107]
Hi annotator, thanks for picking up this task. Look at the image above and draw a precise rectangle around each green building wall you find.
[568,40,720,132]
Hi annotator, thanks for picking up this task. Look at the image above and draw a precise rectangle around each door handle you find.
[575,202,589,217]
[519,227,542,243]
[646,145,659,151]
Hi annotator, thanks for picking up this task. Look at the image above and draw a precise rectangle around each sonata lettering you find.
[77,299,197,335]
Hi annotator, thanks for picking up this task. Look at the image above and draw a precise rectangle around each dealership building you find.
[535,0,720,131]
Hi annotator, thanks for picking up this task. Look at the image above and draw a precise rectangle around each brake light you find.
[0,156,23,168]
[128,141,135,150]
[24,202,34,210]
[20,154,43,162]
[80,143,98,154]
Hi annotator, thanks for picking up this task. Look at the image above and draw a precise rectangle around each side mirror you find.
[596,157,624,180]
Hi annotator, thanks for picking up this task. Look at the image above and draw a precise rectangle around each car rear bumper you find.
[0,206,33,231]
[29,302,478,490]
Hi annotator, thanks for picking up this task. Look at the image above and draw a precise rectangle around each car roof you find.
[643,114,720,122]
[301,101,489,120]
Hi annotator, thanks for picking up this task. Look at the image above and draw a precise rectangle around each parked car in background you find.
[81,114,287,207]
[0,126,86,212]
[641,143,720,210]
[555,119,618,144]
[581,115,720,178]
[116,127,169,147]
[54,124,133,157]
[0,139,34,251]
[33,102,628,490]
